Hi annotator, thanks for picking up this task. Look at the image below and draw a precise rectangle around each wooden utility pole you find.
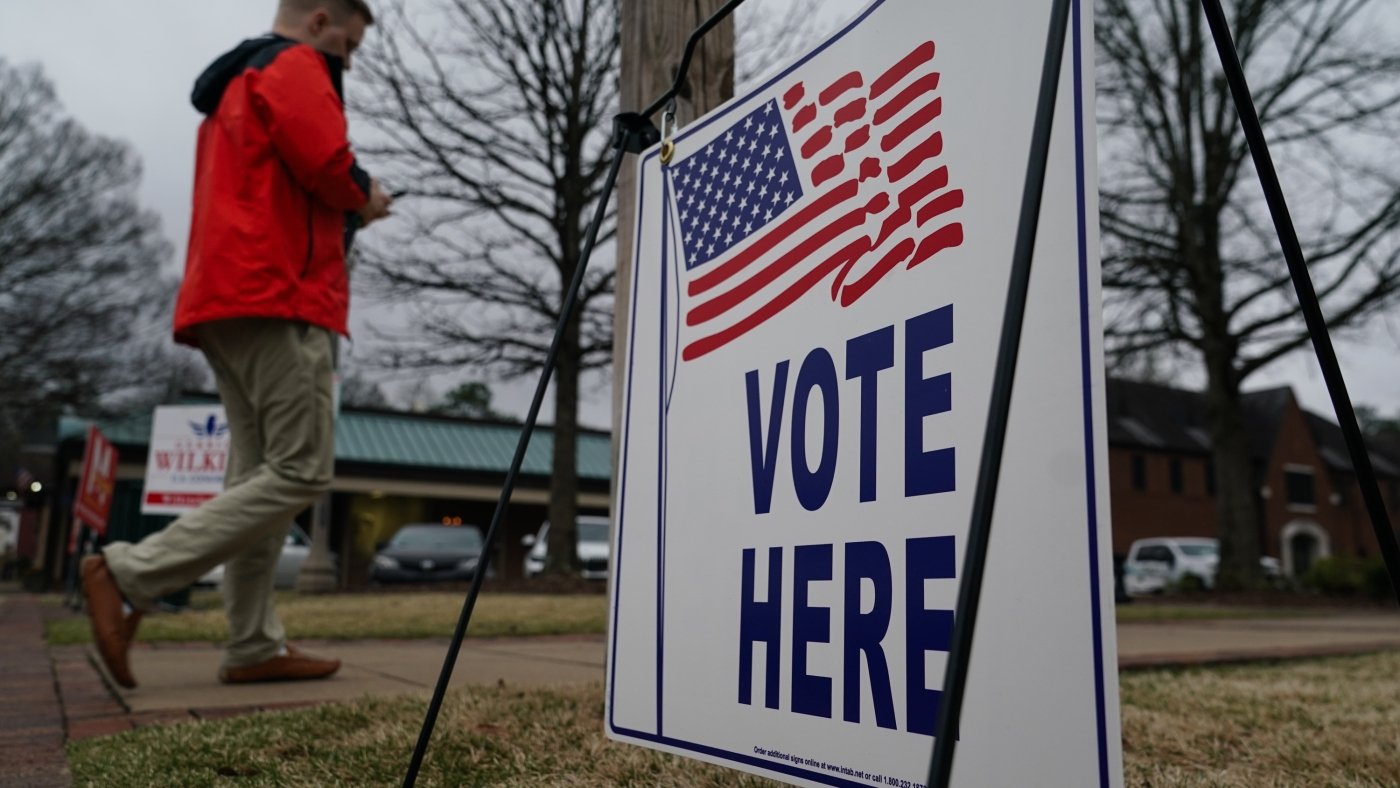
[612,0,736,475]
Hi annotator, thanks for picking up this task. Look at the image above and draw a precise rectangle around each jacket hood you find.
[192,34,309,115]
[192,36,348,116]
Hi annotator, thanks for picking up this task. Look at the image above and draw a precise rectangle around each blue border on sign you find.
[607,0,1112,785]
[1071,0,1113,781]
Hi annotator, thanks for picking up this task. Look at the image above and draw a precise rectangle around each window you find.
[1169,459,1184,494]
[1136,545,1174,564]
[1131,455,1146,491]
[1284,468,1316,508]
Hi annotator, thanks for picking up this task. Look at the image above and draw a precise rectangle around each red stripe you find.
[683,238,868,361]
[907,223,964,269]
[688,180,859,296]
[881,98,943,153]
[870,41,935,100]
[856,162,940,263]
[871,205,910,251]
[820,71,865,106]
[792,103,818,134]
[813,155,844,187]
[899,165,950,210]
[917,189,964,226]
[888,132,943,182]
[143,492,217,506]
[784,82,806,110]
[687,201,869,326]
[801,125,834,159]
[838,238,917,306]
[872,73,940,125]
[860,157,882,182]
[834,98,867,127]
[845,125,871,152]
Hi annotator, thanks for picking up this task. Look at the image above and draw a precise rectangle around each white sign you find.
[140,405,230,515]
[607,0,1121,786]
[0,505,18,553]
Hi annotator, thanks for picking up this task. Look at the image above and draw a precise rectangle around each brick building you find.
[1107,378,1400,577]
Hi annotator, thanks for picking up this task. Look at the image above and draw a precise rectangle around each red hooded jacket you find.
[174,35,371,345]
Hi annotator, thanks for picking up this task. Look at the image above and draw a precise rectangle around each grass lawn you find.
[67,682,780,788]
[68,651,1400,787]
[46,590,608,645]
[45,589,1326,646]
[1121,651,1400,786]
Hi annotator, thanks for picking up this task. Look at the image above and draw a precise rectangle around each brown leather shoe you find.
[80,555,137,689]
[218,645,341,684]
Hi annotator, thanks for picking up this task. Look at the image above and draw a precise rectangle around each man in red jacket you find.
[81,0,392,688]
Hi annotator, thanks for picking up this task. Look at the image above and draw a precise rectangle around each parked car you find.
[523,516,610,580]
[1122,537,1280,595]
[371,523,486,584]
[196,525,314,590]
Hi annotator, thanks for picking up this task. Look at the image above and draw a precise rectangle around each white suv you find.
[1122,537,1280,595]
[522,516,611,580]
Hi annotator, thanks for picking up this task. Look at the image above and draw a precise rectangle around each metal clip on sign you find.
[399,2,750,786]
[660,101,678,165]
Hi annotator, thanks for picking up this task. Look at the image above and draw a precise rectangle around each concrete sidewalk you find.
[76,611,1400,719]
[1116,613,1400,669]
[110,636,605,714]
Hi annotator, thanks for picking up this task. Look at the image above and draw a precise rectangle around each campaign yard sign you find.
[140,405,231,515]
[606,0,1121,786]
[73,425,117,534]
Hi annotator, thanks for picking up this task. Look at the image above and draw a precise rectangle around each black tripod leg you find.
[927,0,1073,784]
[1201,0,1400,604]
[400,121,639,788]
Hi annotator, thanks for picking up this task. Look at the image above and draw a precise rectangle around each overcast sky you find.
[2,0,1399,428]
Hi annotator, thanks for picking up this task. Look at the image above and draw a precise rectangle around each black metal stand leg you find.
[398,2,754,780]
[927,0,1073,784]
[400,117,644,788]
[1200,0,1400,605]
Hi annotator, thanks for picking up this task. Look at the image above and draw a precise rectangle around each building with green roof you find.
[31,400,612,589]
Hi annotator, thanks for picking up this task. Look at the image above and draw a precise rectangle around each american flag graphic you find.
[667,41,965,362]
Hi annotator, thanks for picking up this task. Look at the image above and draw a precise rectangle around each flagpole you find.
[927,0,1073,784]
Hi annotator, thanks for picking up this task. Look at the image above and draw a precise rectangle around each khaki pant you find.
[104,319,335,668]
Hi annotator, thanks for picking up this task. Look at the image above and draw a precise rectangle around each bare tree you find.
[0,59,174,450]
[353,0,620,573]
[734,0,822,90]
[1097,0,1400,586]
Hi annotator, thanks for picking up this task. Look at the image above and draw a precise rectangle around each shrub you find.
[1302,556,1366,595]
[1362,557,1396,602]
[1173,573,1209,594]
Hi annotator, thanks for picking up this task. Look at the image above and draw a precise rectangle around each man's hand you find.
[357,179,393,227]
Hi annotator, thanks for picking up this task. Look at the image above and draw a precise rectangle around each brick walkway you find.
[0,593,295,787]
[0,593,70,788]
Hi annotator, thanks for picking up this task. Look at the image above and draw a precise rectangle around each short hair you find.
[279,0,375,25]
